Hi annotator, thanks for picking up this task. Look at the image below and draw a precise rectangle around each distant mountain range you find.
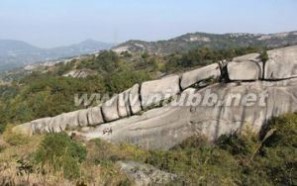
[0,39,113,71]
[2,31,297,72]
[112,31,297,54]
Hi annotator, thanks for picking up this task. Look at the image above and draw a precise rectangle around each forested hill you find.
[113,31,297,54]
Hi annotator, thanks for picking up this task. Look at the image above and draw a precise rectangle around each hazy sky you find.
[0,0,296,48]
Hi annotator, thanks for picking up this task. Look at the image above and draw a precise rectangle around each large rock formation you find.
[227,53,263,81]
[140,75,180,109]
[180,63,221,89]
[13,45,297,150]
[78,79,297,149]
[264,46,297,80]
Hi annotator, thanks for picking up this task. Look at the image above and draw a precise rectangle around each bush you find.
[2,124,29,146]
[144,113,297,185]
[34,133,87,179]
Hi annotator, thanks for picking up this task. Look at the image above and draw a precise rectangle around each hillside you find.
[1,46,296,185]
[113,31,297,54]
[0,39,113,72]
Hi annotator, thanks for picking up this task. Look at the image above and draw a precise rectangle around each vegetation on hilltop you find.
[0,45,296,185]
[113,31,297,54]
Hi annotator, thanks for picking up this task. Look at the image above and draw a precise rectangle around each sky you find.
[0,0,296,48]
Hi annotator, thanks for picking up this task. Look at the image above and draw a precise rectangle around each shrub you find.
[34,133,87,179]
[260,50,269,63]
[2,124,29,146]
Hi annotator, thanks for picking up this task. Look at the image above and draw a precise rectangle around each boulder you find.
[77,109,89,127]
[118,89,132,118]
[44,110,84,133]
[31,118,52,134]
[129,84,142,114]
[141,75,180,109]
[102,95,120,122]
[48,115,65,133]
[264,46,297,80]
[65,111,81,129]
[87,106,104,126]
[180,63,221,90]
[227,53,263,81]
[81,79,297,150]
[45,110,86,133]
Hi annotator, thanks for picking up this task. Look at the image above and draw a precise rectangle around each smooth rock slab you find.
[48,111,81,132]
[102,95,120,122]
[180,63,221,90]
[31,118,52,134]
[141,75,180,109]
[80,79,297,150]
[264,46,297,80]
[227,53,263,81]
[118,89,132,118]
[129,84,142,114]
[87,106,104,126]
[77,109,89,127]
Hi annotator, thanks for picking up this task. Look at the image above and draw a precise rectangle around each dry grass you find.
[0,130,131,185]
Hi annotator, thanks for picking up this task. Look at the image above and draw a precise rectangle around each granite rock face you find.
[129,84,142,114]
[118,89,132,118]
[264,46,297,80]
[101,96,120,122]
[180,63,221,90]
[80,79,297,150]
[141,75,180,109]
[87,107,104,126]
[13,46,297,150]
[227,53,263,81]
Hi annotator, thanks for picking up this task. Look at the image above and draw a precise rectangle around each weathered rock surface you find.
[13,46,297,150]
[180,63,221,89]
[118,89,132,118]
[227,53,263,81]
[77,109,89,127]
[80,79,297,150]
[87,107,104,126]
[101,96,120,122]
[141,75,180,109]
[129,84,142,114]
[31,118,52,134]
[265,46,297,80]
[116,161,177,186]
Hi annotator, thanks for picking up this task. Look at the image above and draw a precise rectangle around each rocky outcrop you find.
[227,53,263,81]
[13,45,297,150]
[118,90,132,118]
[180,63,221,89]
[87,107,104,126]
[79,79,297,150]
[264,46,297,80]
[129,84,142,114]
[140,75,180,109]
[102,96,120,122]
[117,161,177,186]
